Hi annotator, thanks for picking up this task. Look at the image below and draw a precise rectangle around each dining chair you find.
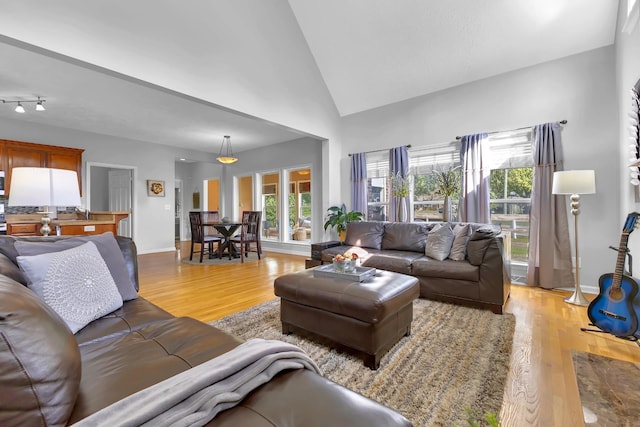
[201,210,224,238]
[231,210,262,263]
[189,211,221,262]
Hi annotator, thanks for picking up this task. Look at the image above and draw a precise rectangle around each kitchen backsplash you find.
[0,196,76,215]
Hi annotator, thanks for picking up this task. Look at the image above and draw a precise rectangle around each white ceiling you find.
[0,1,620,154]
[288,0,619,116]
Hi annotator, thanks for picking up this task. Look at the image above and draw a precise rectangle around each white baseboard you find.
[137,246,177,255]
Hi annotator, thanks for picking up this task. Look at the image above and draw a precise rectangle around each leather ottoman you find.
[274,269,419,369]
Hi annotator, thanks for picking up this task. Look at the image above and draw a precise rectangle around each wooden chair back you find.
[189,211,205,242]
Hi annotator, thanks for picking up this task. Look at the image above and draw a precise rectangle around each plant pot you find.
[443,195,452,222]
[397,198,408,222]
[339,230,347,242]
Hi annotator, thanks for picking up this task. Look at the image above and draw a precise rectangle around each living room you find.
[1,1,640,425]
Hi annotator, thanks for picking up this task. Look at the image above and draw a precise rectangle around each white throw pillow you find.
[449,223,472,261]
[17,241,123,334]
[425,224,455,261]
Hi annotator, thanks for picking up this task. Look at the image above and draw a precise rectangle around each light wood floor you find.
[138,242,640,427]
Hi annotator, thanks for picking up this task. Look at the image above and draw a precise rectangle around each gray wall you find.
[0,117,218,253]
[341,46,619,291]
[219,137,324,254]
[89,166,110,211]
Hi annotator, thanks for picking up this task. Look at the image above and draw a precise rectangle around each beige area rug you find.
[572,351,640,426]
[211,298,515,426]
[181,254,264,266]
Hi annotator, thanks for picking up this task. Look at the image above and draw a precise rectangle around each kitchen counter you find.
[6,211,130,236]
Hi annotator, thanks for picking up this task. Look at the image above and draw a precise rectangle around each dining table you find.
[203,220,242,259]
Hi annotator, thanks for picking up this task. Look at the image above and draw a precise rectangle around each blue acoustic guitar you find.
[587,212,640,338]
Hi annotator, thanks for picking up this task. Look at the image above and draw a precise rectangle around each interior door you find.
[108,169,132,237]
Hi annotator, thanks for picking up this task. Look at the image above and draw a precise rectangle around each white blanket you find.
[73,338,321,427]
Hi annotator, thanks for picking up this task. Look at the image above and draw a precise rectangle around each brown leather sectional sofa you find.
[0,235,411,426]
[321,221,511,314]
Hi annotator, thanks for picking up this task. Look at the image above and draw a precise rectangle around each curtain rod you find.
[455,120,567,140]
[348,144,411,157]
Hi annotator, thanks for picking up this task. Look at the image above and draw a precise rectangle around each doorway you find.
[87,162,135,239]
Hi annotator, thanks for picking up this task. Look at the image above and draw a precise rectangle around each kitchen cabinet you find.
[7,222,40,236]
[0,139,84,196]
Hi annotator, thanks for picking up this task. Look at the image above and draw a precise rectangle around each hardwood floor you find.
[138,242,640,427]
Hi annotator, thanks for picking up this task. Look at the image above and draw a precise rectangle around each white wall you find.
[0,1,345,212]
[341,47,619,291]
[616,1,640,276]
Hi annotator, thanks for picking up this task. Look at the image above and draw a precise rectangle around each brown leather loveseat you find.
[322,221,510,314]
[0,234,411,426]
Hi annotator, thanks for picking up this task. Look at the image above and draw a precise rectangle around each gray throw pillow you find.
[344,221,384,249]
[449,223,471,261]
[14,232,138,301]
[424,224,455,261]
[17,241,123,334]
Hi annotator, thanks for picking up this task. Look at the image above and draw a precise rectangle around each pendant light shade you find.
[216,135,238,164]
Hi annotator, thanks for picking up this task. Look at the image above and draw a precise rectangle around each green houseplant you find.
[323,204,364,241]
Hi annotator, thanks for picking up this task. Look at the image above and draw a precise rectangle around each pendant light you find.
[216,135,238,164]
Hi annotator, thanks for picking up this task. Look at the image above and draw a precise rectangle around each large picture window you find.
[365,128,533,282]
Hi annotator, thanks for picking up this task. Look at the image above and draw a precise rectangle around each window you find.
[410,145,460,222]
[289,169,311,242]
[262,173,279,241]
[486,128,534,283]
[365,152,390,221]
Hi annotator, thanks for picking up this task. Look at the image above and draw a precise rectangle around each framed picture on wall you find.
[147,180,165,197]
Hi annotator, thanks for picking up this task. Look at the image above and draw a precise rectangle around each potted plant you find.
[323,204,364,242]
[391,172,410,221]
[432,165,461,222]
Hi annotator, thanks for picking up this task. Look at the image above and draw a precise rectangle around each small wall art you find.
[147,180,165,197]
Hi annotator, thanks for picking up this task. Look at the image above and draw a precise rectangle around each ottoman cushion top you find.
[274,269,419,324]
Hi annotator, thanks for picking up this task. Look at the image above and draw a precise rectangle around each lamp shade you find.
[216,135,238,164]
[8,167,81,207]
[552,170,596,195]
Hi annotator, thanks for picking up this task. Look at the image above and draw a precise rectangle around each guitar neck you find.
[613,233,630,287]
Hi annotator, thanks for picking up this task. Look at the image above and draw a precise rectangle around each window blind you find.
[486,128,533,169]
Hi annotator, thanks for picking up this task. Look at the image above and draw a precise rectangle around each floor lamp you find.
[8,167,82,236]
[552,170,596,306]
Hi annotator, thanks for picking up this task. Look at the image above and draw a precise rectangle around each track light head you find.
[36,97,46,111]
[15,103,25,113]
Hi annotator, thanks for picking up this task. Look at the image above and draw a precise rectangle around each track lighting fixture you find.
[1,96,47,113]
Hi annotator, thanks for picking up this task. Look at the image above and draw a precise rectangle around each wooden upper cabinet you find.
[1,139,84,196]
[47,148,83,192]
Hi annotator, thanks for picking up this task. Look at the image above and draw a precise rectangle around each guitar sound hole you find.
[608,288,626,302]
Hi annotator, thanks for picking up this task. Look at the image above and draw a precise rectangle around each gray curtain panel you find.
[526,122,574,289]
[350,153,367,215]
[389,146,409,222]
[459,133,490,223]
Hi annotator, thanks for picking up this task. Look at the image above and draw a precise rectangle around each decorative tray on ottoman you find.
[312,264,377,282]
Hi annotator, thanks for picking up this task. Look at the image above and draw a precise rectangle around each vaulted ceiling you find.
[0,1,620,155]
